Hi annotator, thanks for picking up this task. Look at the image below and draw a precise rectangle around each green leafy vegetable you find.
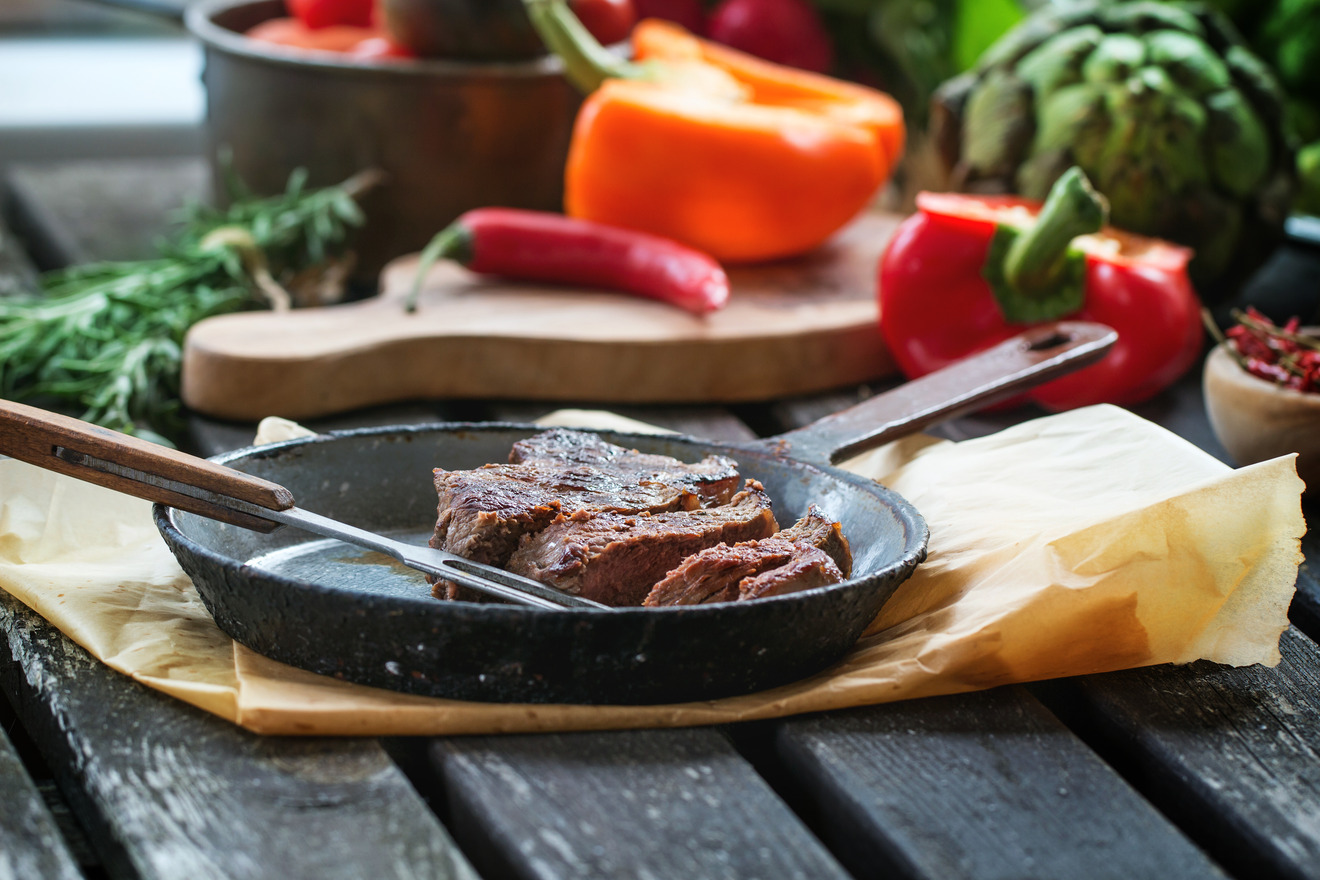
[813,0,1025,126]
[930,1,1295,292]
[0,169,374,445]
[951,0,1025,74]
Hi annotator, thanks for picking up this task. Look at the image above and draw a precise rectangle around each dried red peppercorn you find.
[1221,308,1320,393]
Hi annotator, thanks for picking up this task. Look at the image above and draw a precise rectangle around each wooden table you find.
[4,158,1320,880]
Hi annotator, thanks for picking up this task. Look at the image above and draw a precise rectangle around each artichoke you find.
[930,1,1295,291]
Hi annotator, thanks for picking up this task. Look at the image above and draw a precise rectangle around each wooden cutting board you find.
[181,212,904,421]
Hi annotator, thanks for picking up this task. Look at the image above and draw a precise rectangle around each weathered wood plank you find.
[755,377,1244,879]
[0,591,478,880]
[772,687,1226,880]
[0,724,83,880]
[1036,627,1320,880]
[772,352,1320,880]
[433,728,849,880]
[1294,518,1320,643]
[0,215,39,298]
[4,158,209,268]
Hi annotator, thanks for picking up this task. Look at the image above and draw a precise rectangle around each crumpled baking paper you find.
[0,405,1305,735]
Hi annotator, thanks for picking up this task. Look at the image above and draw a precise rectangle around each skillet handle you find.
[0,399,292,532]
[765,321,1119,466]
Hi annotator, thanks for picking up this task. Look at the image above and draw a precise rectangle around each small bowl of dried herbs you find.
[1204,308,1320,492]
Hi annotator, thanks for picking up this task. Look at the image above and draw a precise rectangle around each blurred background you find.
[2,0,1318,444]
[0,0,202,172]
[0,0,1020,178]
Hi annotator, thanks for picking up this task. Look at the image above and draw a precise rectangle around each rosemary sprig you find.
[0,169,376,445]
[1201,307,1243,369]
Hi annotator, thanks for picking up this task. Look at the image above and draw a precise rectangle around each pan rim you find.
[156,421,929,618]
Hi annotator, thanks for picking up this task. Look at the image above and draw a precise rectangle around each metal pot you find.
[184,0,580,285]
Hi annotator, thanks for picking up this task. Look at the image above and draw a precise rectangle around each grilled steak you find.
[510,428,740,505]
[738,546,843,600]
[778,505,852,577]
[429,463,703,600]
[429,430,852,607]
[430,470,559,567]
[431,463,697,563]
[643,508,852,606]
[642,538,800,606]
[429,430,746,602]
[506,480,778,606]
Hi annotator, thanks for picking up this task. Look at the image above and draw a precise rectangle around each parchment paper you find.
[0,404,1304,735]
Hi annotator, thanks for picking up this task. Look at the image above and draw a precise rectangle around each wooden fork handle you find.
[0,399,293,532]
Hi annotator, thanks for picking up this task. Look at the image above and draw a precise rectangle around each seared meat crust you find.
[738,546,843,600]
[510,428,740,505]
[506,480,778,607]
[643,538,799,606]
[642,508,851,606]
[778,505,852,577]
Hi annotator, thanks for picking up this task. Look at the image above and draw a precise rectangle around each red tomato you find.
[286,0,375,30]
[246,17,377,51]
[706,0,832,73]
[572,0,638,45]
[632,0,705,33]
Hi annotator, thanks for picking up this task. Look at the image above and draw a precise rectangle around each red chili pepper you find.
[878,167,1203,410]
[407,208,730,315]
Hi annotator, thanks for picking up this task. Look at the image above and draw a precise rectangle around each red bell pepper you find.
[878,167,1203,410]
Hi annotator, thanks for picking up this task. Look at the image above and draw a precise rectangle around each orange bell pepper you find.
[524,0,905,264]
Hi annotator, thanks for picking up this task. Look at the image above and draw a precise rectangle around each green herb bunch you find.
[0,169,373,445]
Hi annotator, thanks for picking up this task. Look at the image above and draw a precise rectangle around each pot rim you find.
[185,0,572,79]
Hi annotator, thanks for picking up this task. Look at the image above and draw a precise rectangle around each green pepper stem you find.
[522,0,640,93]
[1002,167,1109,296]
[404,221,472,314]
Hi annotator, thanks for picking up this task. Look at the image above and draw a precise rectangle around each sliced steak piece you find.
[738,546,844,601]
[510,428,741,505]
[778,505,853,577]
[642,538,799,606]
[642,507,852,606]
[506,480,778,607]
[433,463,698,557]
[428,462,700,600]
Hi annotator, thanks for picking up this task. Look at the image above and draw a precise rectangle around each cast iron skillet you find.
[2,323,1113,704]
